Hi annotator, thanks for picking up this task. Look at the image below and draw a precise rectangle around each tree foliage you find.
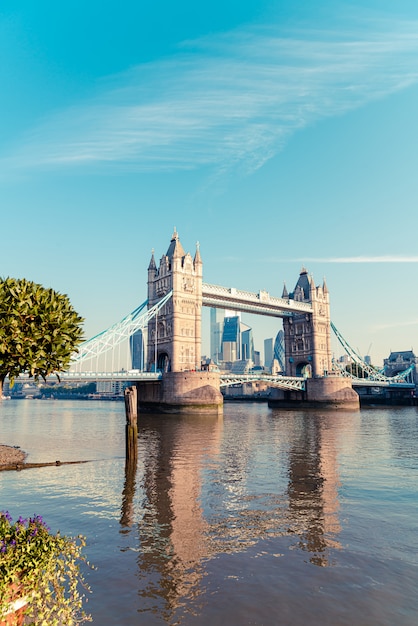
[40,382,96,397]
[0,278,84,393]
[345,362,369,378]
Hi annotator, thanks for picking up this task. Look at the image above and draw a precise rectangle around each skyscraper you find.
[241,323,254,361]
[264,338,274,370]
[222,315,241,361]
[211,308,256,370]
[210,308,225,363]
[274,330,285,373]
[130,329,144,370]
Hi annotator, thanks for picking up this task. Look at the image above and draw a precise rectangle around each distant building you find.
[264,338,274,371]
[210,310,259,372]
[338,354,351,365]
[222,315,241,361]
[201,356,219,372]
[130,329,145,370]
[383,350,418,390]
[241,323,254,361]
[253,350,261,367]
[274,330,285,373]
[96,380,130,396]
[210,308,225,363]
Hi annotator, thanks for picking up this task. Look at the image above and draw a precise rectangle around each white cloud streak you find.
[3,17,418,174]
[241,255,418,264]
[283,256,418,263]
[373,319,418,331]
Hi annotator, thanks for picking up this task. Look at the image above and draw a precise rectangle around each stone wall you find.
[136,371,223,414]
[269,374,359,410]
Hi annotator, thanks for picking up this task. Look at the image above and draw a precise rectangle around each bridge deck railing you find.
[202,283,312,315]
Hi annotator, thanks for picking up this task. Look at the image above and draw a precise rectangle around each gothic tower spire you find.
[147,231,203,372]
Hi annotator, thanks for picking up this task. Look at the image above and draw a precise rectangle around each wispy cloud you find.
[281,256,418,263]
[250,255,418,264]
[373,319,418,331]
[3,17,418,174]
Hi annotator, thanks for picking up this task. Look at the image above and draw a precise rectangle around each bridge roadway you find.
[15,371,415,392]
[34,371,307,391]
[202,283,312,317]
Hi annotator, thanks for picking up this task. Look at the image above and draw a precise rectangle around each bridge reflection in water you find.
[119,408,351,621]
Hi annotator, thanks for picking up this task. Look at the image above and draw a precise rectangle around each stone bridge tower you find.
[146,229,203,373]
[283,268,332,377]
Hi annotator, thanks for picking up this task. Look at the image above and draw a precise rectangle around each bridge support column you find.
[135,371,223,414]
[269,374,359,410]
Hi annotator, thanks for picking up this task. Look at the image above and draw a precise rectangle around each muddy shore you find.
[0,444,27,466]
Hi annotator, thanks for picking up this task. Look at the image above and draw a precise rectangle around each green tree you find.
[345,362,368,378]
[0,278,84,395]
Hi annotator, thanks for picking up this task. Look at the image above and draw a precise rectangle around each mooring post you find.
[124,386,138,462]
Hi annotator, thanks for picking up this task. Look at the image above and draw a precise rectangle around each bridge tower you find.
[140,230,222,414]
[283,268,332,377]
[146,229,203,373]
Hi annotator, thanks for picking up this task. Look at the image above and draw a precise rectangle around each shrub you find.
[0,512,91,625]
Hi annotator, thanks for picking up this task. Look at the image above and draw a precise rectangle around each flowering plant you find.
[0,511,91,624]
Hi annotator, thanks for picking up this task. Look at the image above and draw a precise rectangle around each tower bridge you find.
[62,230,416,410]
[66,230,364,412]
[9,231,414,406]
[60,230,416,411]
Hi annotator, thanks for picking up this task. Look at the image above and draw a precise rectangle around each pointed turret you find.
[194,241,202,266]
[148,248,156,271]
[282,283,288,298]
[323,277,329,294]
[293,267,311,301]
[166,227,186,259]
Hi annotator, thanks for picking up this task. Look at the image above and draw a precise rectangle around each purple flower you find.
[1,510,12,522]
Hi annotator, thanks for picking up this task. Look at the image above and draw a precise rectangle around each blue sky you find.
[1,0,418,366]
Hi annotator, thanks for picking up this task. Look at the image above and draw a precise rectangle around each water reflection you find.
[133,415,223,621]
[286,413,341,566]
[119,408,349,621]
[120,455,138,529]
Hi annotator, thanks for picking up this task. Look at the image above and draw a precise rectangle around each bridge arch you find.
[296,362,312,377]
[157,352,171,372]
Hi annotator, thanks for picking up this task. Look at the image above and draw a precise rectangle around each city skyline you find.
[1,0,418,366]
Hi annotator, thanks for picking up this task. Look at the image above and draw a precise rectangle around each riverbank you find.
[0,444,26,466]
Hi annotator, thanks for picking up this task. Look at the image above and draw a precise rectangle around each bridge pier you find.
[268,374,359,410]
[135,371,224,415]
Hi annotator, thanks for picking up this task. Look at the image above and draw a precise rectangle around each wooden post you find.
[124,386,138,463]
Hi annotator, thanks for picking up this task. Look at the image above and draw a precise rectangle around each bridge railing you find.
[220,373,306,391]
[202,283,312,315]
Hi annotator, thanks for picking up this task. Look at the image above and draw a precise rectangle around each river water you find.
[1,399,417,625]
